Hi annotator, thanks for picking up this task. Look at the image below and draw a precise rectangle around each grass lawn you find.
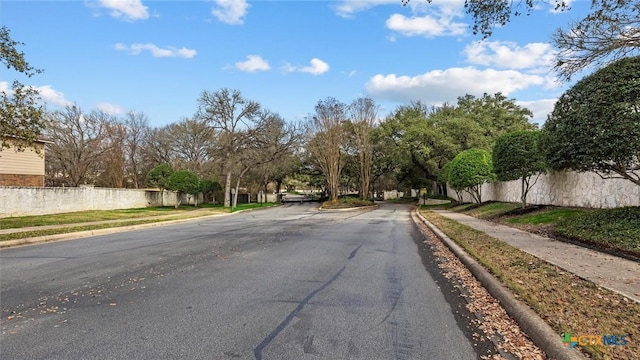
[0,203,280,242]
[464,201,522,219]
[554,207,640,256]
[0,207,204,229]
[442,202,639,257]
[321,197,374,209]
[419,209,639,360]
[506,208,587,225]
[0,218,198,242]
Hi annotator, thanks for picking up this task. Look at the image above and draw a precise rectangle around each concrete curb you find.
[0,206,281,249]
[413,209,586,360]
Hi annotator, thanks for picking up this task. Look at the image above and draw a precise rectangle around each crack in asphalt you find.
[253,265,346,360]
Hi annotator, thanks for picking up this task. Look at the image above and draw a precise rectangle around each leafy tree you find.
[448,148,495,204]
[146,163,174,191]
[166,170,200,207]
[541,56,640,187]
[493,130,547,207]
[1,26,45,151]
[376,94,533,193]
[200,179,222,204]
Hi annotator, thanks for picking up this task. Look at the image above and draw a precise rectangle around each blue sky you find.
[1,0,591,127]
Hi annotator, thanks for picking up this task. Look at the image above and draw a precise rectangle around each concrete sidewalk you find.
[433,210,640,303]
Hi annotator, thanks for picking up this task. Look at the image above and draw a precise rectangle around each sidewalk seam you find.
[414,209,586,360]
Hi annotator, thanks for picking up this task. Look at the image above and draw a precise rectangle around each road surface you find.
[1,203,493,359]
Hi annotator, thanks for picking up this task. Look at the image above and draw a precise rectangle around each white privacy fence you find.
[447,170,640,208]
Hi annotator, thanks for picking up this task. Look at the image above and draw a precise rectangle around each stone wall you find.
[447,170,640,208]
[0,186,204,217]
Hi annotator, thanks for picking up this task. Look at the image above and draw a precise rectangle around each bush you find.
[448,148,495,204]
[541,55,640,187]
[493,130,546,207]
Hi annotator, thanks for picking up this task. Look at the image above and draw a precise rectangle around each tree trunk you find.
[224,171,232,207]
[521,177,527,208]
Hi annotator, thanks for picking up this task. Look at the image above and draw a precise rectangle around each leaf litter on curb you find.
[412,212,545,360]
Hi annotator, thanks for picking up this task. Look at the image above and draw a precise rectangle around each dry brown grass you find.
[420,209,639,360]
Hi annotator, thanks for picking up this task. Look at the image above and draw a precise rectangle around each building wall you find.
[0,174,44,187]
[0,141,45,174]
[0,140,46,187]
[447,170,640,208]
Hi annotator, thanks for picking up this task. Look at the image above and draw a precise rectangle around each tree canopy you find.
[541,55,640,187]
[146,163,174,190]
[0,26,45,150]
[493,130,547,207]
[448,148,495,204]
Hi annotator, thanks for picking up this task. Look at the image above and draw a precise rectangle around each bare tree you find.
[167,117,215,176]
[306,97,348,202]
[141,126,174,171]
[98,118,127,188]
[124,111,150,188]
[45,106,108,186]
[552,0,640,80]
[196,88,261,207]
[349,97,378,200]
[230,111,302,206]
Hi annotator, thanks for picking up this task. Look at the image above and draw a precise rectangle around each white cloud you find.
[1,82,72,108]
[386,13,466,38]
[235,55,270,72]
[96,102,125,115]
[464,40,556,70]
[283,58,330,75]
[96,0,149,21]
[36,85,73,107]
[365,67,545,103]
[516,98,558,124]
[334,0,464,18]
[300,58,330,75]
[212,0,250,25]
[114,43,197,58]
[334,0,398,18]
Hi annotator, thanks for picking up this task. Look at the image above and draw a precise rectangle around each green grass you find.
[0,219,188,242]
[419,202,460,210]
[229,202,279,212]
[449,203,476,212]
[419,210,640,360]
[507,208,587,225]
[387,197,417,204]
[0,207,201,229]
[465,202,521,219]
[0,203,278,232]
[555,207,640,255]
[322,197,375,209]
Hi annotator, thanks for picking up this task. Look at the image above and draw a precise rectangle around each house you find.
[0,137,50,187]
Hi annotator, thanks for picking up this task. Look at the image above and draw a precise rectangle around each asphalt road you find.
[1,203,493,359]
